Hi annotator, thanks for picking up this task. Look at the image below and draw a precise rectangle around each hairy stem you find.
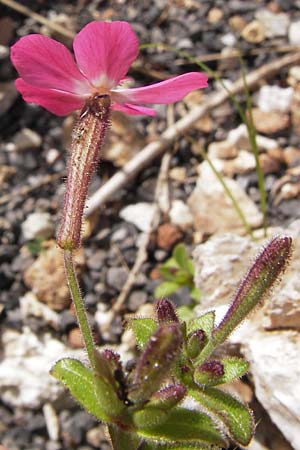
[63,249,95,369]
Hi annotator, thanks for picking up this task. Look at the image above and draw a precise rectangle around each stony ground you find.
[1,1,300,449]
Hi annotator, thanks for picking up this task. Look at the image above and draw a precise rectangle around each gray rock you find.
[119,202,156,232]
[192,228,300,449]
[193,233,256,309]
[21,212,55,241]
[288,20,300,45]
[256,85,294,113]
[0,328,82,408]
[255,9,289,38]
[242,330,300,450]
[187,162,263,234]
[12,128,42,152]
[106,267,128,291]
[128,290,148,311]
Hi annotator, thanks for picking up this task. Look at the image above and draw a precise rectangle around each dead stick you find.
[87,51,300,216]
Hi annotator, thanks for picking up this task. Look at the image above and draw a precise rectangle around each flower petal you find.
[111,103,156,116]
[11,34,90,94]
[115,72,208,105]
[15,78,84,115]
[73,21,139,88]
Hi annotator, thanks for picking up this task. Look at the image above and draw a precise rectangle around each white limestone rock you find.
[21,212,55,241]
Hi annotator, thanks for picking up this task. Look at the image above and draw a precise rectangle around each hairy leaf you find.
[129,318,158,350]
[136,407,226,446]
[155,281,181,298]
[190,387,254,446]
[187,311,215,336]
[51,358,125,422]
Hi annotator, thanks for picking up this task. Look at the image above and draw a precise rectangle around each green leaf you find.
[133,406,169,429]
[26,237,44,255]
[154,445,220,450]
[141,442,220,450]
[129,318,158,350]
[194,357,249,387]
[136,407,226,446]
[190,287,201,302]
[161,257,179,271]
[173,244,190,269]
[155,281,181,298]
[177,305,195,322]
[186,259,195,276]
[215,357,249,386]
[190,387,254,446]
[51,358,125,422]
[186,311,215,336]
[172,269,192,285]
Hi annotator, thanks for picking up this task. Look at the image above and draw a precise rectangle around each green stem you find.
[63,249,95,369]
[239,54,267,236]
[198,145,255,239]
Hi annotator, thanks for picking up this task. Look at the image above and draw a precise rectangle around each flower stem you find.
[63,249,95,369]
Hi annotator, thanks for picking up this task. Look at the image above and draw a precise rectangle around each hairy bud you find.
[194,360,224,386]
[128,323,182,406]
[187,329,207,359]
[213,235,293,345]
[156,299,179,323]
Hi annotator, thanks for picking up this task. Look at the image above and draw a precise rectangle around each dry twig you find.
[87,50,300,216]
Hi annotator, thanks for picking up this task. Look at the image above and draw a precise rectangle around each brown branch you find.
[87,50,300,216]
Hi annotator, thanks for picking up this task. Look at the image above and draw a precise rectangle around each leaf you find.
[51,358,125,422]
[173,244,190,269]
[155,445,220,450]
[215,357,249,386]
[129,318,158,350]
[141,442,219,450]
[136,407,226,446]
[186,311,215,336]
[190,286,201,302]
[172,269,192,285]
[155,281,181,298]
[177,305,195,322]
[190,387,254,446]
[194,357,249,387]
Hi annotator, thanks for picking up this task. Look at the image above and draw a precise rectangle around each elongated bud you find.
[149,384,187,409]
[156,299,179,323]
[187,329,207,359]
[194,360,224,386]
[128,323,182,406]
[57,94,111,250]
[93,349,131,405]
[213,235,293,345]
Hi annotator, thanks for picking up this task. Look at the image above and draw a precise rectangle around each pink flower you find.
[11,21,208,117]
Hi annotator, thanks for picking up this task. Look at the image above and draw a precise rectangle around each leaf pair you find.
[155,243,201,301]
